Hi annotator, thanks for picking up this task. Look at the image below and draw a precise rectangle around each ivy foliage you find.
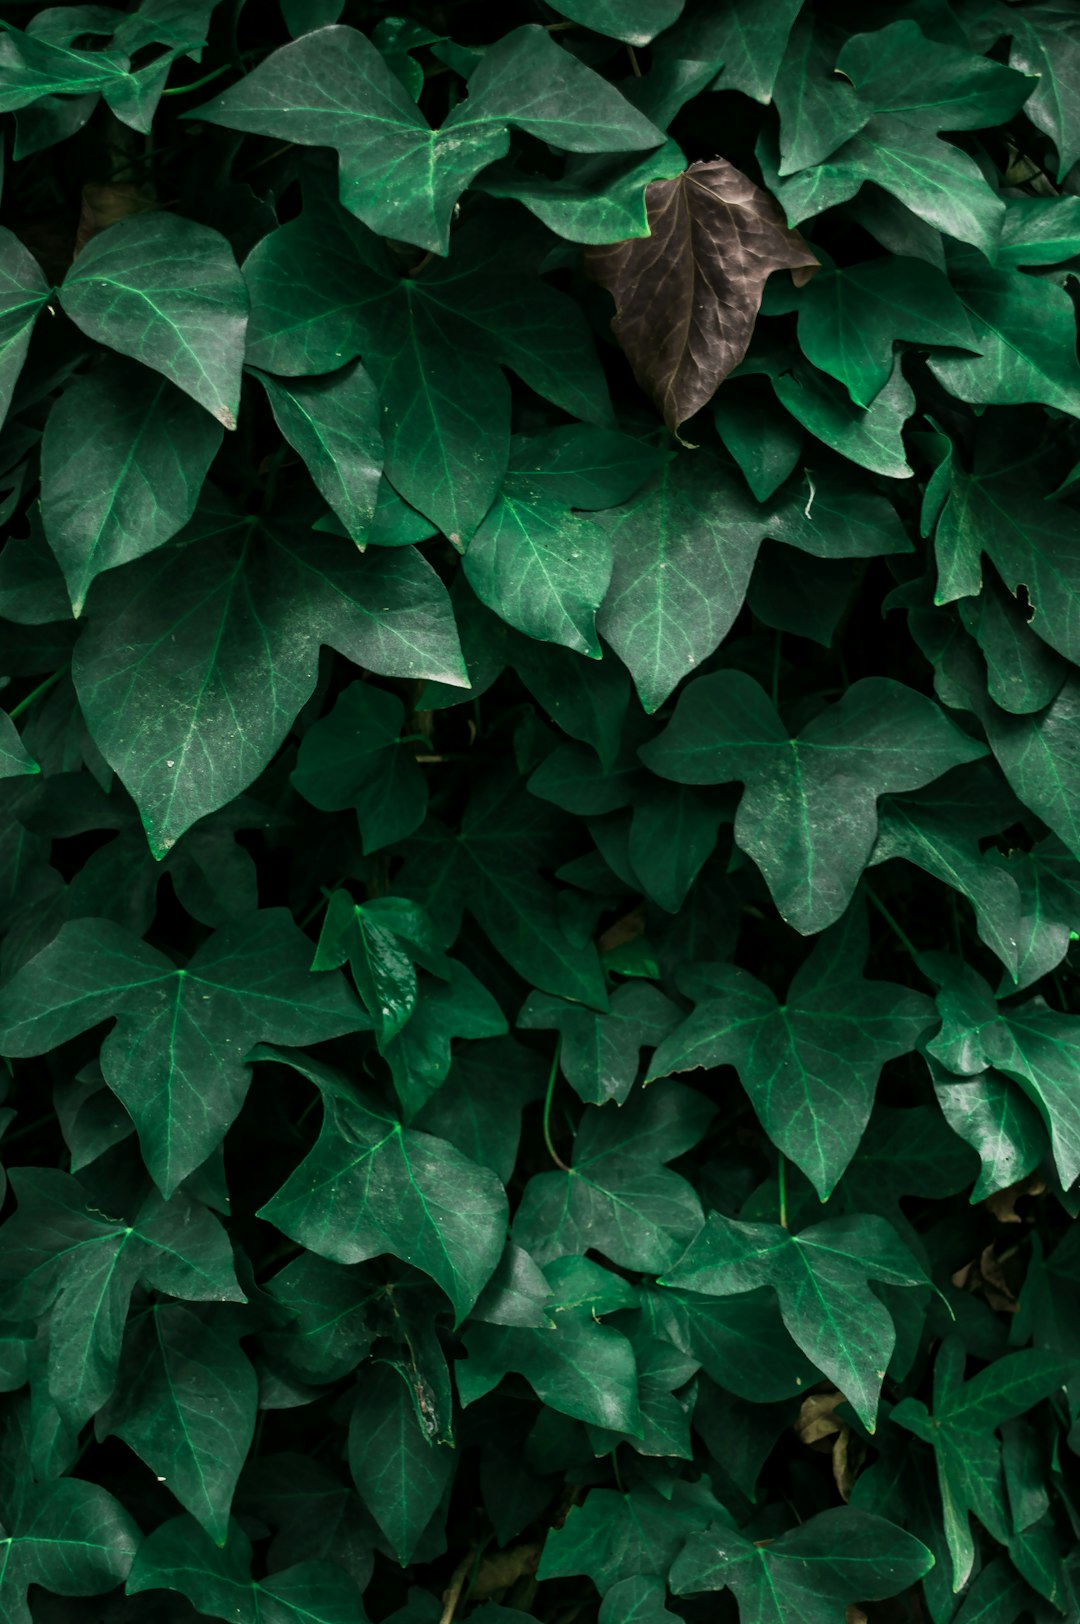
[1,0,1080,1621]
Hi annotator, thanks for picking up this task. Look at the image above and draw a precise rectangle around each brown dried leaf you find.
[983,1173,1046,1224]
[584,159,818,434]
[471,1544,541,1600]
[74,183,156,257]
[795,1390,846,1448]
[598,907,646,955]
[951,1244,1019,1313]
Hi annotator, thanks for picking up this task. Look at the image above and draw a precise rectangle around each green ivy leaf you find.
[254,1048,507,1321]
[928,266,1080,417]
[59,213,249,429]
[252,362,383,546]
[0,910,367,1195]
[772,12,869,175]
[663,1210,930,1430]
[670,1507,934,1621]
[40,357,223,615]
[72,501,466,852]
[292,684,428,855]
[869,763,1025,980]
[925,953,1080,1189]
[892,1339,1073,1590]
[539,1479,722,1591]
[778,253,977,408]
[518,983,680,1105]
[0,228,51,428]
[648,905,934,1196]
[0,1168,242,1427]
[1009,15,1080,182]
[414,1036,545,1184]
[398,776,608,1007]
[98,1302,257,1541]
[383,960,508,1120]
[463,475,613,657]
[738,351,916,478]
[312,889,451,1051]
[243,202,612,537]
[642,672,985,933]
[514,1080,713,1271]
[593,451,789,712]
[544,0,684,48]
[348,1361,453,1564]
[127,1512,370,1623]
[193,25,663,254]
[0,1474,139,1624]
[0,712,37,779]
[926,1055,1046,1201]
[459,1254,642,1434]
[476,142,686,244]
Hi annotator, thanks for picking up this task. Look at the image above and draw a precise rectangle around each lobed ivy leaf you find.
[40,357,223,615]
[671,1507,934,1622]
[518,983,680,1106]
[71,500,466,853]
[585,159,818,434]
[127,1512,369,1623]
[58,213,249,429]
[539,1479,723,1592]
[98,1303,257,1542]
[763,20,1033,256]
[893,1339,1074,1591]
[0,1168,243,1428]
[253,1048,507,1322]
[925,954,1080,1189]
[242,200,612,538]
[513,1080,713,1271]
[0,909,367,1195]
[398,775,608,1007]
[648,905,934,1197]
[292,684,428,856]
[774,252,977,408]
[0,1472,140,1624]
[663,1210,931,1430]
[642,672,986,933]
[459,1254,642,1435]
[193,25,664,254]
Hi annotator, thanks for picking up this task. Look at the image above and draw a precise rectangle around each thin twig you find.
[439,1550,475,1624]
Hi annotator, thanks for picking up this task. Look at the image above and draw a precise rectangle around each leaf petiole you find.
[543,1038,570,1172]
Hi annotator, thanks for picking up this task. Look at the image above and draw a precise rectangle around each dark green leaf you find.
[649,906,934,1196]
[59,214,248,429]
[255,1048,508,1321]
[664,1210,931,1430]
[41,358,223,614]
[98,1303,257,1541]
[194,25,663,254]
[0,910,367,1194]
[642,672,985,932]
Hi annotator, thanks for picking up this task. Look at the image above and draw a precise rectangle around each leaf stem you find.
[543,1038,570,1172]
[161,61,234,96]
[865,885,919,961]
[778,1153,788,1230]
[8,666,66,721]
